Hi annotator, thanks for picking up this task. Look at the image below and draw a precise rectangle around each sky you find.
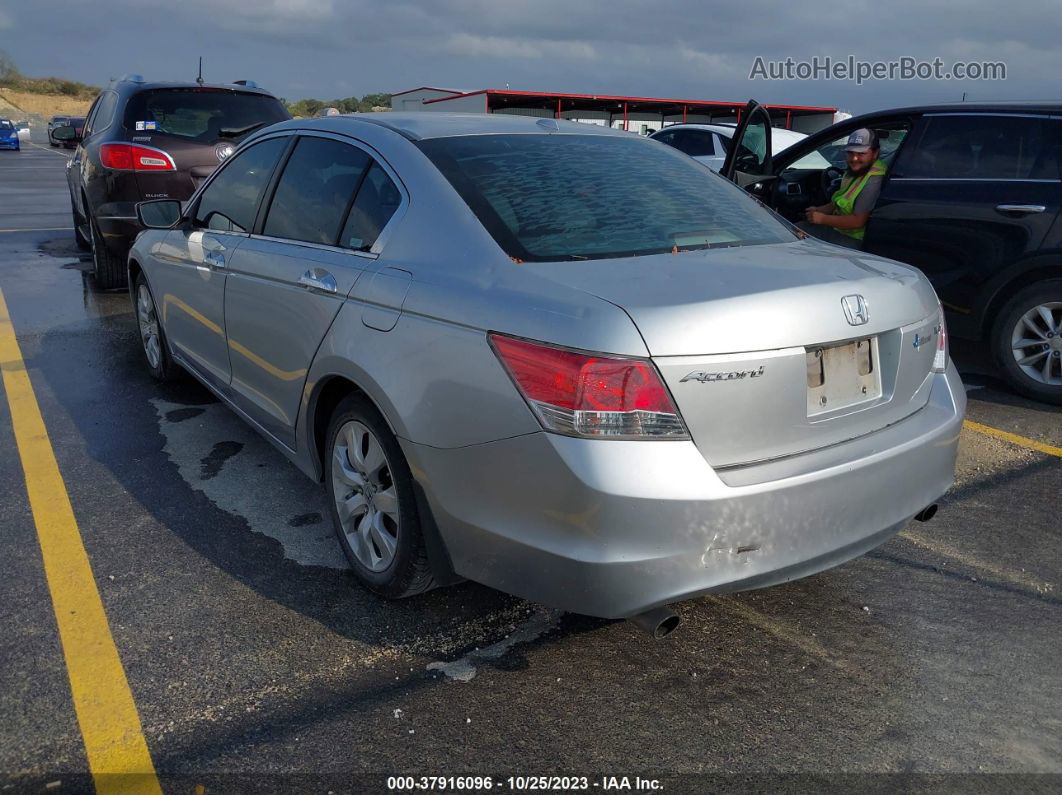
[0,0,1057,115]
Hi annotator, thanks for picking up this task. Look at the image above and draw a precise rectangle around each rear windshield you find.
[0,120,12,130]
[416,133,793,262]
[123,88,289,142]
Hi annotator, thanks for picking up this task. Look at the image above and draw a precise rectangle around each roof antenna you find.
[196,57,204,86]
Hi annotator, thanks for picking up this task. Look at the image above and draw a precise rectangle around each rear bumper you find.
[405,364,966,618]
[94,204,141,256]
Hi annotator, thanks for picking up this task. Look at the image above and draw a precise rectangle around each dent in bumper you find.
[405,365,965,618]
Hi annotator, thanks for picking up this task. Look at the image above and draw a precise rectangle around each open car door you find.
[720,100,773,187]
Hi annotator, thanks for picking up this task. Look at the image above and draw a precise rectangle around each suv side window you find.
[904,115,1059,180]
[84,91,118,138]
[262,137,371,245]
[194,137,288,233]
[81,97,102,139]
[339,162,402,251]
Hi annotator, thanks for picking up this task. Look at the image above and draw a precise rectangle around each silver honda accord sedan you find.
[128,112,965,620]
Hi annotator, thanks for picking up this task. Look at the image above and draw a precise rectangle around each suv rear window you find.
[122,88,289,142]
[417,134,792,262]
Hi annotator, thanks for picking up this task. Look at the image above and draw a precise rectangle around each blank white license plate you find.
[806,337,882,416]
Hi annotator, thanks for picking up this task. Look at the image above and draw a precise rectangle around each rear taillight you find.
[933,305,948,373]
[99,143,176,171]
[489,333,688,439]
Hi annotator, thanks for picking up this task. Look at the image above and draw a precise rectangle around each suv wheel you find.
[89,217,127,289]
[325,396,435,598]
[134,273,179,381]
[992,279,1062,405]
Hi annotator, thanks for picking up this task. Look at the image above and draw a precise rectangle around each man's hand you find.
[805,208,825,225]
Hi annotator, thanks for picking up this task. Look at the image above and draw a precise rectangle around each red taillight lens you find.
[489,333,688,439]
[933,305,948,373]
[99,143,175,171]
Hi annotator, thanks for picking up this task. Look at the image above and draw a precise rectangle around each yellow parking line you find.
[963,419,1062,458]
[0,288,161,794]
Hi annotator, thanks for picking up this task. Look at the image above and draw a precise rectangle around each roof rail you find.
[119,74,146,84]
[233,80,258,88]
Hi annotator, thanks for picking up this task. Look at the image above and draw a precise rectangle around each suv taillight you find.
[489,333,688,439]
[99,143,176,171]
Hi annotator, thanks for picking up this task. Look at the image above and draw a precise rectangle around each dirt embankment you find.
[0,89,93,118]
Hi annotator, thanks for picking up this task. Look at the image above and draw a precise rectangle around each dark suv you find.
[718,101,1062,405]
[54,75,290,288]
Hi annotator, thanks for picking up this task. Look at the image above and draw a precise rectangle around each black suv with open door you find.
[52,75,290,289]
[718,100,1062,405]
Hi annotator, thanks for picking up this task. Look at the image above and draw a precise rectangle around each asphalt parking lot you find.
[1,131,1060,793]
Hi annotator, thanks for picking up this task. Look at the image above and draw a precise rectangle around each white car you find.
[651,123,829,171]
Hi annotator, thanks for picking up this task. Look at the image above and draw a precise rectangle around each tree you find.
[358,93,391,111]
[0,50,19,83]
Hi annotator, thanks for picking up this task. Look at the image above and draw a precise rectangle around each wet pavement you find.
[0,135,1060,793]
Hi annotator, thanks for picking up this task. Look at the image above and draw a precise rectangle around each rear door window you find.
[262,137,371,245]
[123,88,289,142]
[339,162,403,251]
[903,115,1060,180]
[194,137,288,233]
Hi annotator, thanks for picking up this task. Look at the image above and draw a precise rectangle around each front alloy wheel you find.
[137,282,162,370]
[132,272,178,382]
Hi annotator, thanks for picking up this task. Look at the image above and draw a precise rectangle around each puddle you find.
[152,397,348,569]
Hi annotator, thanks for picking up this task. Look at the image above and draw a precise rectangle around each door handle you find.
[298,268,337,294]
[995,204,1046,215]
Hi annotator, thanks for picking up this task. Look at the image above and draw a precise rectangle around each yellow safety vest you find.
[830,159,887,240]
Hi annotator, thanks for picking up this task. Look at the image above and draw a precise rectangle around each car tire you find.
[325,396,435,599]
[133,272,179,382]
[991,278,1062,406]
[89,216,127,289]
[72,204,91,251]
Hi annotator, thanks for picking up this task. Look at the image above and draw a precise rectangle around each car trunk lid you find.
[525,241,942,467]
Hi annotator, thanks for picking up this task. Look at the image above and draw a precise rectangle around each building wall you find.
[420,94,489,113]
[391,89,462,111]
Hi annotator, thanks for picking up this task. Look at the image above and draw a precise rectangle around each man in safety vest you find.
[798,128,886,250]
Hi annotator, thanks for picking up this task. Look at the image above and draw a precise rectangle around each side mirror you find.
[51,125,81,143]
[137,199,183,229]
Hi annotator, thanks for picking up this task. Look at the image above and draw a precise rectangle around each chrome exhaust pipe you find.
[914,504,938,522]
[629,606,680,638]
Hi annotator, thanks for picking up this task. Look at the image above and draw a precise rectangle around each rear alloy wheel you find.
[134,272,178,381]
[89,216,126,289]
[992,279,1062,405]
[325,397,434,598]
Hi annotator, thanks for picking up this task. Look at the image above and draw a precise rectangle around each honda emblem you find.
[842,295,869,326]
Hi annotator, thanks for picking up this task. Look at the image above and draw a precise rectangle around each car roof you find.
[113,80,279,98]
[268,112,636,141]
[849,100,1062,123]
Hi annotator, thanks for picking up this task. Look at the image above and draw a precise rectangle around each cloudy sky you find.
[0,0,1056,114]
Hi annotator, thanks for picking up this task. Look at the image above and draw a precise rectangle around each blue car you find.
[0,118,20,151]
